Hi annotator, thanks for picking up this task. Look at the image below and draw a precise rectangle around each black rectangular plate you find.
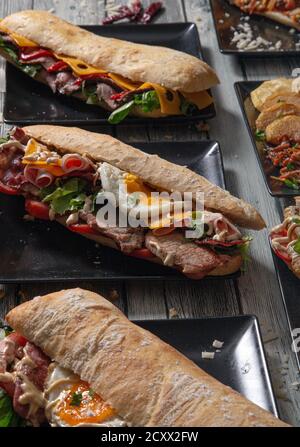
[0,140,240,283]
[3,23,215,125]
[137,316,278,416]
[210,0,300,56]
[271,243,300,369]
[235,80,300,197]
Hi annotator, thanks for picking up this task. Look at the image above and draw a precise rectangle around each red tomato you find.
[68,224,98,235]
[25,200,50,220]
[274,248,291,264]
[0,181,20,195]
[7,332,27,347]
[130,248,155,259]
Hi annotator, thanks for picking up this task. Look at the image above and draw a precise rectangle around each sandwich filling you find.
[0,330,126,427]
[0,25,213,123]
[0,127,250,279]
[231,0,300,16]
[270,197,300,275]
[252,79,300,191]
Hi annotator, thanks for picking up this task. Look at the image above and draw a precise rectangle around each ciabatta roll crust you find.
[1,10,219,93]
[23,125,265,230]
[6,288,288,427]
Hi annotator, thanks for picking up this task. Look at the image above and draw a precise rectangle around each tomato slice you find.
[68,224,99,235]
[0,181,20,195]
[25,200,50,220]
[7,332,27,347]
[130,248,155,259]
[274,248,291,264]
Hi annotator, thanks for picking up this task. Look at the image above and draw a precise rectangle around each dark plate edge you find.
[270,243,300,371]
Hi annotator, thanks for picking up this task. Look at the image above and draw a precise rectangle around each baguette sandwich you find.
[270,197,300,278]
[0,288,289,427]
[0,10,219,124]
[230,1,300,30]
[0,125,265,279]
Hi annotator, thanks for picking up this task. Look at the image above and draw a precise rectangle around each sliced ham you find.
[61,153,89,172]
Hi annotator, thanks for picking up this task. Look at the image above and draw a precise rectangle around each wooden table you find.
[0,0,299,426]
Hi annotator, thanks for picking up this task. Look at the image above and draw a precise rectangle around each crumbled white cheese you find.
[230,22,282,52]
[201,352,215,360]
[212,340,224,349]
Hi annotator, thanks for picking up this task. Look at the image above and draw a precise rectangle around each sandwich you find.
[270,197,300,278]
[0,125,265,280]
[251,78,300,191]
[0,10,219,124]
[230,1,300,30]
[0,288,289,427]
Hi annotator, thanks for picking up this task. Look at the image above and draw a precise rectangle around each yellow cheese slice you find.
[53,53,107,76]
[109,73,141,91]
[181,90,213,111]
[0,24,37,47]
[22,139,65,176]
[140,82,182,115]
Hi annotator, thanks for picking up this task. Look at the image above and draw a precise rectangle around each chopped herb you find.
[294,238,300,255]
[255,130,266,141]
[284,178,300,190]
[286,162,296,171]
[88,389,95,398]
[70,391,83,407]
[134,90,160,113]
[0,136,9,144]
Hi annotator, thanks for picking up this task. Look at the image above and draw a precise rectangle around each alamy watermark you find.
[95,184,206,239]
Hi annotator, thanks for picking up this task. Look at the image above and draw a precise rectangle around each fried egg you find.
[45,364,126,427]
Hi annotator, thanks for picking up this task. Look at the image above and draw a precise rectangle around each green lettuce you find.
[294,238,300,255]
[0,36,41,78]
[41,178,88,216]
[0,390,25,427]
[108,90,161,124]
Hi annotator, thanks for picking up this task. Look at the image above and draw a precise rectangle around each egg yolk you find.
[57,381,115,426]
[125,174,152,196]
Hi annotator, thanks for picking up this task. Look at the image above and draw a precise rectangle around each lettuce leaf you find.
[0,390,25,427]
[41,178,88,216]
[108,90,160,124]
[0,36,41,78]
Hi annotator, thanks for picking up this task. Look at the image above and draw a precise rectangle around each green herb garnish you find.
[88,389,95,398]
[284,178,300,190]
[255,130,266,141]
[286,162,296,171]
[294,238,300,255]
[108,90,161,124]
[70,391,83,407]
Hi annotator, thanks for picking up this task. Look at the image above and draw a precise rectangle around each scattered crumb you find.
[212,339,224,349]
[202,351,215,360]
[108,289,119,302]
[241,362,251,374]
[169,307,178,319]
[23,214,35,222]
